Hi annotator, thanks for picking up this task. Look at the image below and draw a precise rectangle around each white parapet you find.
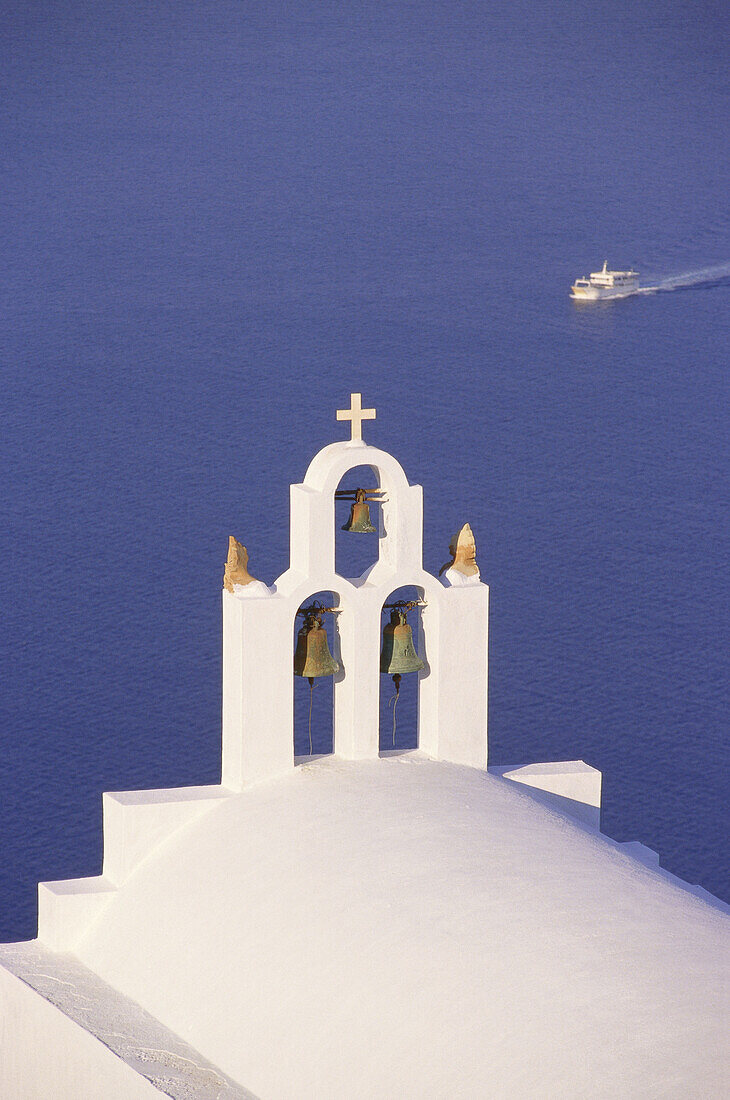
[37,876,117,952]
[102,785,232,886]
[0,942,249,1098]
[0,960,163,1099]
[38,785,232,950]
[619,840,661,867]
[491,760,602,829]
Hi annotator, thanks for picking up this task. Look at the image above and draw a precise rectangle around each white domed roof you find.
[72,755,727,1099]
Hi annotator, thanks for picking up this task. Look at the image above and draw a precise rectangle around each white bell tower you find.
[222,394,489,788]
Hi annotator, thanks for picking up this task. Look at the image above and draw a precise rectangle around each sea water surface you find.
[1,1,728,939]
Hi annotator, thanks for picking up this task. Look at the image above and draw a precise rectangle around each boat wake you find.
[638,262,730,295]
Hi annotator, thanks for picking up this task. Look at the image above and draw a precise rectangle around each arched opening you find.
[379,584,427,753]
[335,464,385,582]
[293,590,340,760]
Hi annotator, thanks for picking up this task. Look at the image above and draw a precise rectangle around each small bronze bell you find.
[380,609,425,676]
[294,604,340,679]
[344,497,376,533]
[336,487,385,534]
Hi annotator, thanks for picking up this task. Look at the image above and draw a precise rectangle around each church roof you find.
[66,754,727,1098]
[4,409,726,1096]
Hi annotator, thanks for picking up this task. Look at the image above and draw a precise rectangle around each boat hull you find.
[571,283,639,300]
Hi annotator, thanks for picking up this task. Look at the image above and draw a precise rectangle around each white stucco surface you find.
[0,960,161,1100]
[65,754,728,1100]
[0,941,250,1099]
[231,580,273,598]
[442,564,480,586]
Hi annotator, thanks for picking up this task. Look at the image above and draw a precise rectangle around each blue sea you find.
[1,1,728,939]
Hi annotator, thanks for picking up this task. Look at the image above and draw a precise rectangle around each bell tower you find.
[221,395,489,789]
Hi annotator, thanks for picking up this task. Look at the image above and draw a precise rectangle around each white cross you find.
[336,392,376,442]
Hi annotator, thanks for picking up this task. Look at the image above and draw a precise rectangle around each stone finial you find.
[440,523,479,578]
[223,536,257,592]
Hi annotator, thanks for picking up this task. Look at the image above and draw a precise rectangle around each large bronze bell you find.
[380,601,425,747]
[294,603,339,757]
[380,609,425,676]
[294,604,340,679]
[336,487,385,534]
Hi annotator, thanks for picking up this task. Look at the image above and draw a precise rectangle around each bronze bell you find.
[294,613,339,680]
[344,501,376,533]
[380,609,425,676]
[336,487,385,534]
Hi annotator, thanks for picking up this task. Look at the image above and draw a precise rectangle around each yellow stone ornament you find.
[223,536,257,592]
[439,523,479,578]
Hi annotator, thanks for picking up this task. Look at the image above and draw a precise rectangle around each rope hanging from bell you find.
[307,677,315,756]
[388,673,402,746]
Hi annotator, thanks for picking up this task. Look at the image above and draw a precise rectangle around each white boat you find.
[571,260,640,299]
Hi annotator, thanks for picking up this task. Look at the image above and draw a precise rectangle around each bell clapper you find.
[389,673,402,746]
[307,676,315,757]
